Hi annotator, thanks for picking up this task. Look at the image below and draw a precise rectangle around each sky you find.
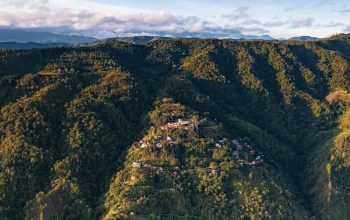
[1,0,350,39]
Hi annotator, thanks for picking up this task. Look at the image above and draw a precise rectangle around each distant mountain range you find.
[0,29,96,44]
[0,29,322,49]
[0,42,72,50]
[288,36,320,41]
[96,35,275,45]
[93,36,172,45]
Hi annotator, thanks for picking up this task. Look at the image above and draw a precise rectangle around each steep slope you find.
[102,98,309,219]
[0,36,350,219]
[304,90,350,219]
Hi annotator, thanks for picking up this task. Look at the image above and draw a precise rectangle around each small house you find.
[144,164,158,170]
[211,169,220,175]
[250,160,262,166]
[256,155,263,160]
[264,211,270,218]
[178,119,191,125]
[132,162,141,168]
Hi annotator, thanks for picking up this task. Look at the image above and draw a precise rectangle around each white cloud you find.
[3,0,48,7]
[222,6,250,20]
[264,21,288,27]
[317,22,344,27]
[0,0,346,39]
[289,17,314,28]
[0,1,270,39]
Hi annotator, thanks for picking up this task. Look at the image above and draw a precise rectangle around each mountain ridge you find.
[0,36,350,219]
[0,29,96,44]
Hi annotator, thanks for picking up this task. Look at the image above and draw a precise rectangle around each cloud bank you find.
[0,0,348,39]
[0,1,268,38]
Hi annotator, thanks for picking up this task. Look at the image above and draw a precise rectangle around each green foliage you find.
[1,36,350,219]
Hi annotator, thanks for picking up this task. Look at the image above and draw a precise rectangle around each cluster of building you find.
[118,108,271,218]
[137,117,205,150]
[133,114,264,181]
[139,135,178,149]
[215,138,264,167]
[160,118,200,131]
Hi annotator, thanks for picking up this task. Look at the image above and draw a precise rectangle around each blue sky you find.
[1,0,350,39]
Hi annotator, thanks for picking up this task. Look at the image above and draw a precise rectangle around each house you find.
[144,164,153,169]
[249,160,262,166]
[141,143,148,148]
[264,211,270,218]
[211,169,220,175]
[144,164,157,170]
[132,162,141,168]
[256,155,263,160]
[178,119,191,125]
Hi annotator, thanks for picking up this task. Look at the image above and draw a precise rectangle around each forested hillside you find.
[1,35,350,219]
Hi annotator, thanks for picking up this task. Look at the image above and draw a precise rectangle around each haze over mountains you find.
[0,28,323,49]
[0,29,96,44]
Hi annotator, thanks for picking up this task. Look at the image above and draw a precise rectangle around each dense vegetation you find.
[1,35,350,219]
